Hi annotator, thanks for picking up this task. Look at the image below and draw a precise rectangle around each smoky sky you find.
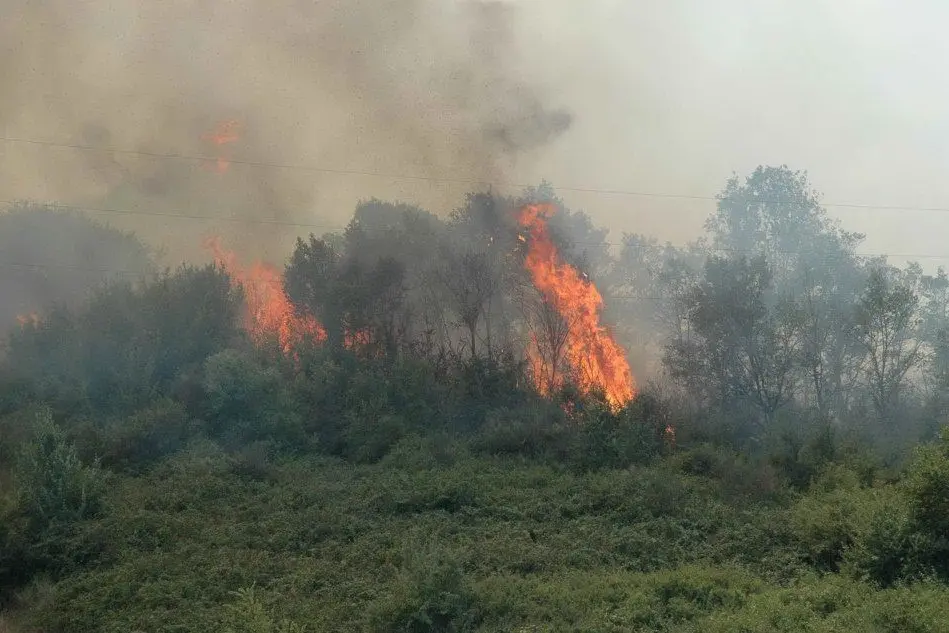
[0,0,573,261]
[3,0,949,268]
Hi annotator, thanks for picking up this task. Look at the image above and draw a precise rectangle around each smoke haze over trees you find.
[8,2,949,630]
[5,165,949,442]
[5,167,949,630]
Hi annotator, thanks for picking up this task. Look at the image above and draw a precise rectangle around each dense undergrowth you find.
[2,264,949,632]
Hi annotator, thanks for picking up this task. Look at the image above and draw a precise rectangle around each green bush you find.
[0,490,31,594]
[765,421,840,489]
[93,399,195,473]
[370,546,479,633]
[568,397,663,472]
[789,466,873,571]
[449,355,528,430]
[15,411,104,533]
[4,411,110,591]
[342,412,409,464]
[0,405,51,484]
[290,351,448,459]
[675,444,783,504]
[842,486,916,586]
[219,586,305,633]
[471,405,568,460]
[381,434,464,471]
[902,427,949,578]
[203,350,308,450]
[699,575,949,633]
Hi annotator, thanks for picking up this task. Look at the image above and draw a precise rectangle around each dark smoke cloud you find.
[0,0,573,263]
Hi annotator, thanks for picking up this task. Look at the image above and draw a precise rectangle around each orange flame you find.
[663,424,677,452]
[518,203,636,410]
[203,237,326,354]
[343,327,372,351]
[201,120,241,174]
[16,312,40,328]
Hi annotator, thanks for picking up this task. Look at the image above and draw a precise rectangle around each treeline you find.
[4,166,949,466]
[5,165,949,460]
[6,169,949,452]
[282,166,949,454]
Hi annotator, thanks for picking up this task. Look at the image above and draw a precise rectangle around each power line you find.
[5,198,949,261]
[0,199,346,230]
[7,134,949,213]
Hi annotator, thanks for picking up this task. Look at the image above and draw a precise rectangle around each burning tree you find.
[517,203,636,410]
[204,237,326,355]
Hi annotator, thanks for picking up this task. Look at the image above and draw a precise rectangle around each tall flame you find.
[518,203,636,410]
[201,120,241,174]
[204,237,326,354]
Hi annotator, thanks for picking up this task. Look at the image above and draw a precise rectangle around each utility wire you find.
[3,198,949,260]
[6,134,949,212]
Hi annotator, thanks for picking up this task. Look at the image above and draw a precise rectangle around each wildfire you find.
[201,120,241,174]
[203,237,326,354]
[16,312,40,328]
[518,203,636,410]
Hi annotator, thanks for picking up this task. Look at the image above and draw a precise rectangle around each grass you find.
[4,437,790,632]
[4,433,949,632]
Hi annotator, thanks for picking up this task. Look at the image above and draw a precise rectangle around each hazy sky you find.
[523,0,949,266]
[3,0,949,267]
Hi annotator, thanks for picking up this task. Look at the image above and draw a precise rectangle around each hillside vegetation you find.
[3,170,949,631]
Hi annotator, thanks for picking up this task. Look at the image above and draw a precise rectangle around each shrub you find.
[342,413,409,464]
[203,350,307,450]
[94,399,195,473]
[568,394,664,472]
[0,490,31,595]
[228,441,278,481]
[902,427,949,578]
[291,351,446,459]
[471,405,568,460]
[381,434,464,471]
[448,354,528,430]
[6,411,110,589]
[15,411,103,533]
[789,466,872,571]
[219,586,305,633]
[675,444,783,504]
[765,422,839,489]
[905,428,949,538]
[370,546,479,633]
[842,487,916,586]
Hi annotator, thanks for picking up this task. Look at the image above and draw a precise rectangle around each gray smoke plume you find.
[0,0,573,262]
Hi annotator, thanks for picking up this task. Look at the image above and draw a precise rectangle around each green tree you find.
[706,166,867,420]
[665,255,803,424]
[6,264,243,413]
[852,268,922,422]
[436,248,501,359]
[284,235,342,347]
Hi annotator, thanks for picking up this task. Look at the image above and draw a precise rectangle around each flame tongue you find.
[204,237,326,354]
[518,203,636,410]
[201,120,241,174]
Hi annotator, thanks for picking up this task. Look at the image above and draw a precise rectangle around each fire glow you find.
[16,312,40,328]
[201,120,241,174]
[518,203,636,410]
[204,237,326,354]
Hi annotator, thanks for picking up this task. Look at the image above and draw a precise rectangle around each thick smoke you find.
[1,0,572,262]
